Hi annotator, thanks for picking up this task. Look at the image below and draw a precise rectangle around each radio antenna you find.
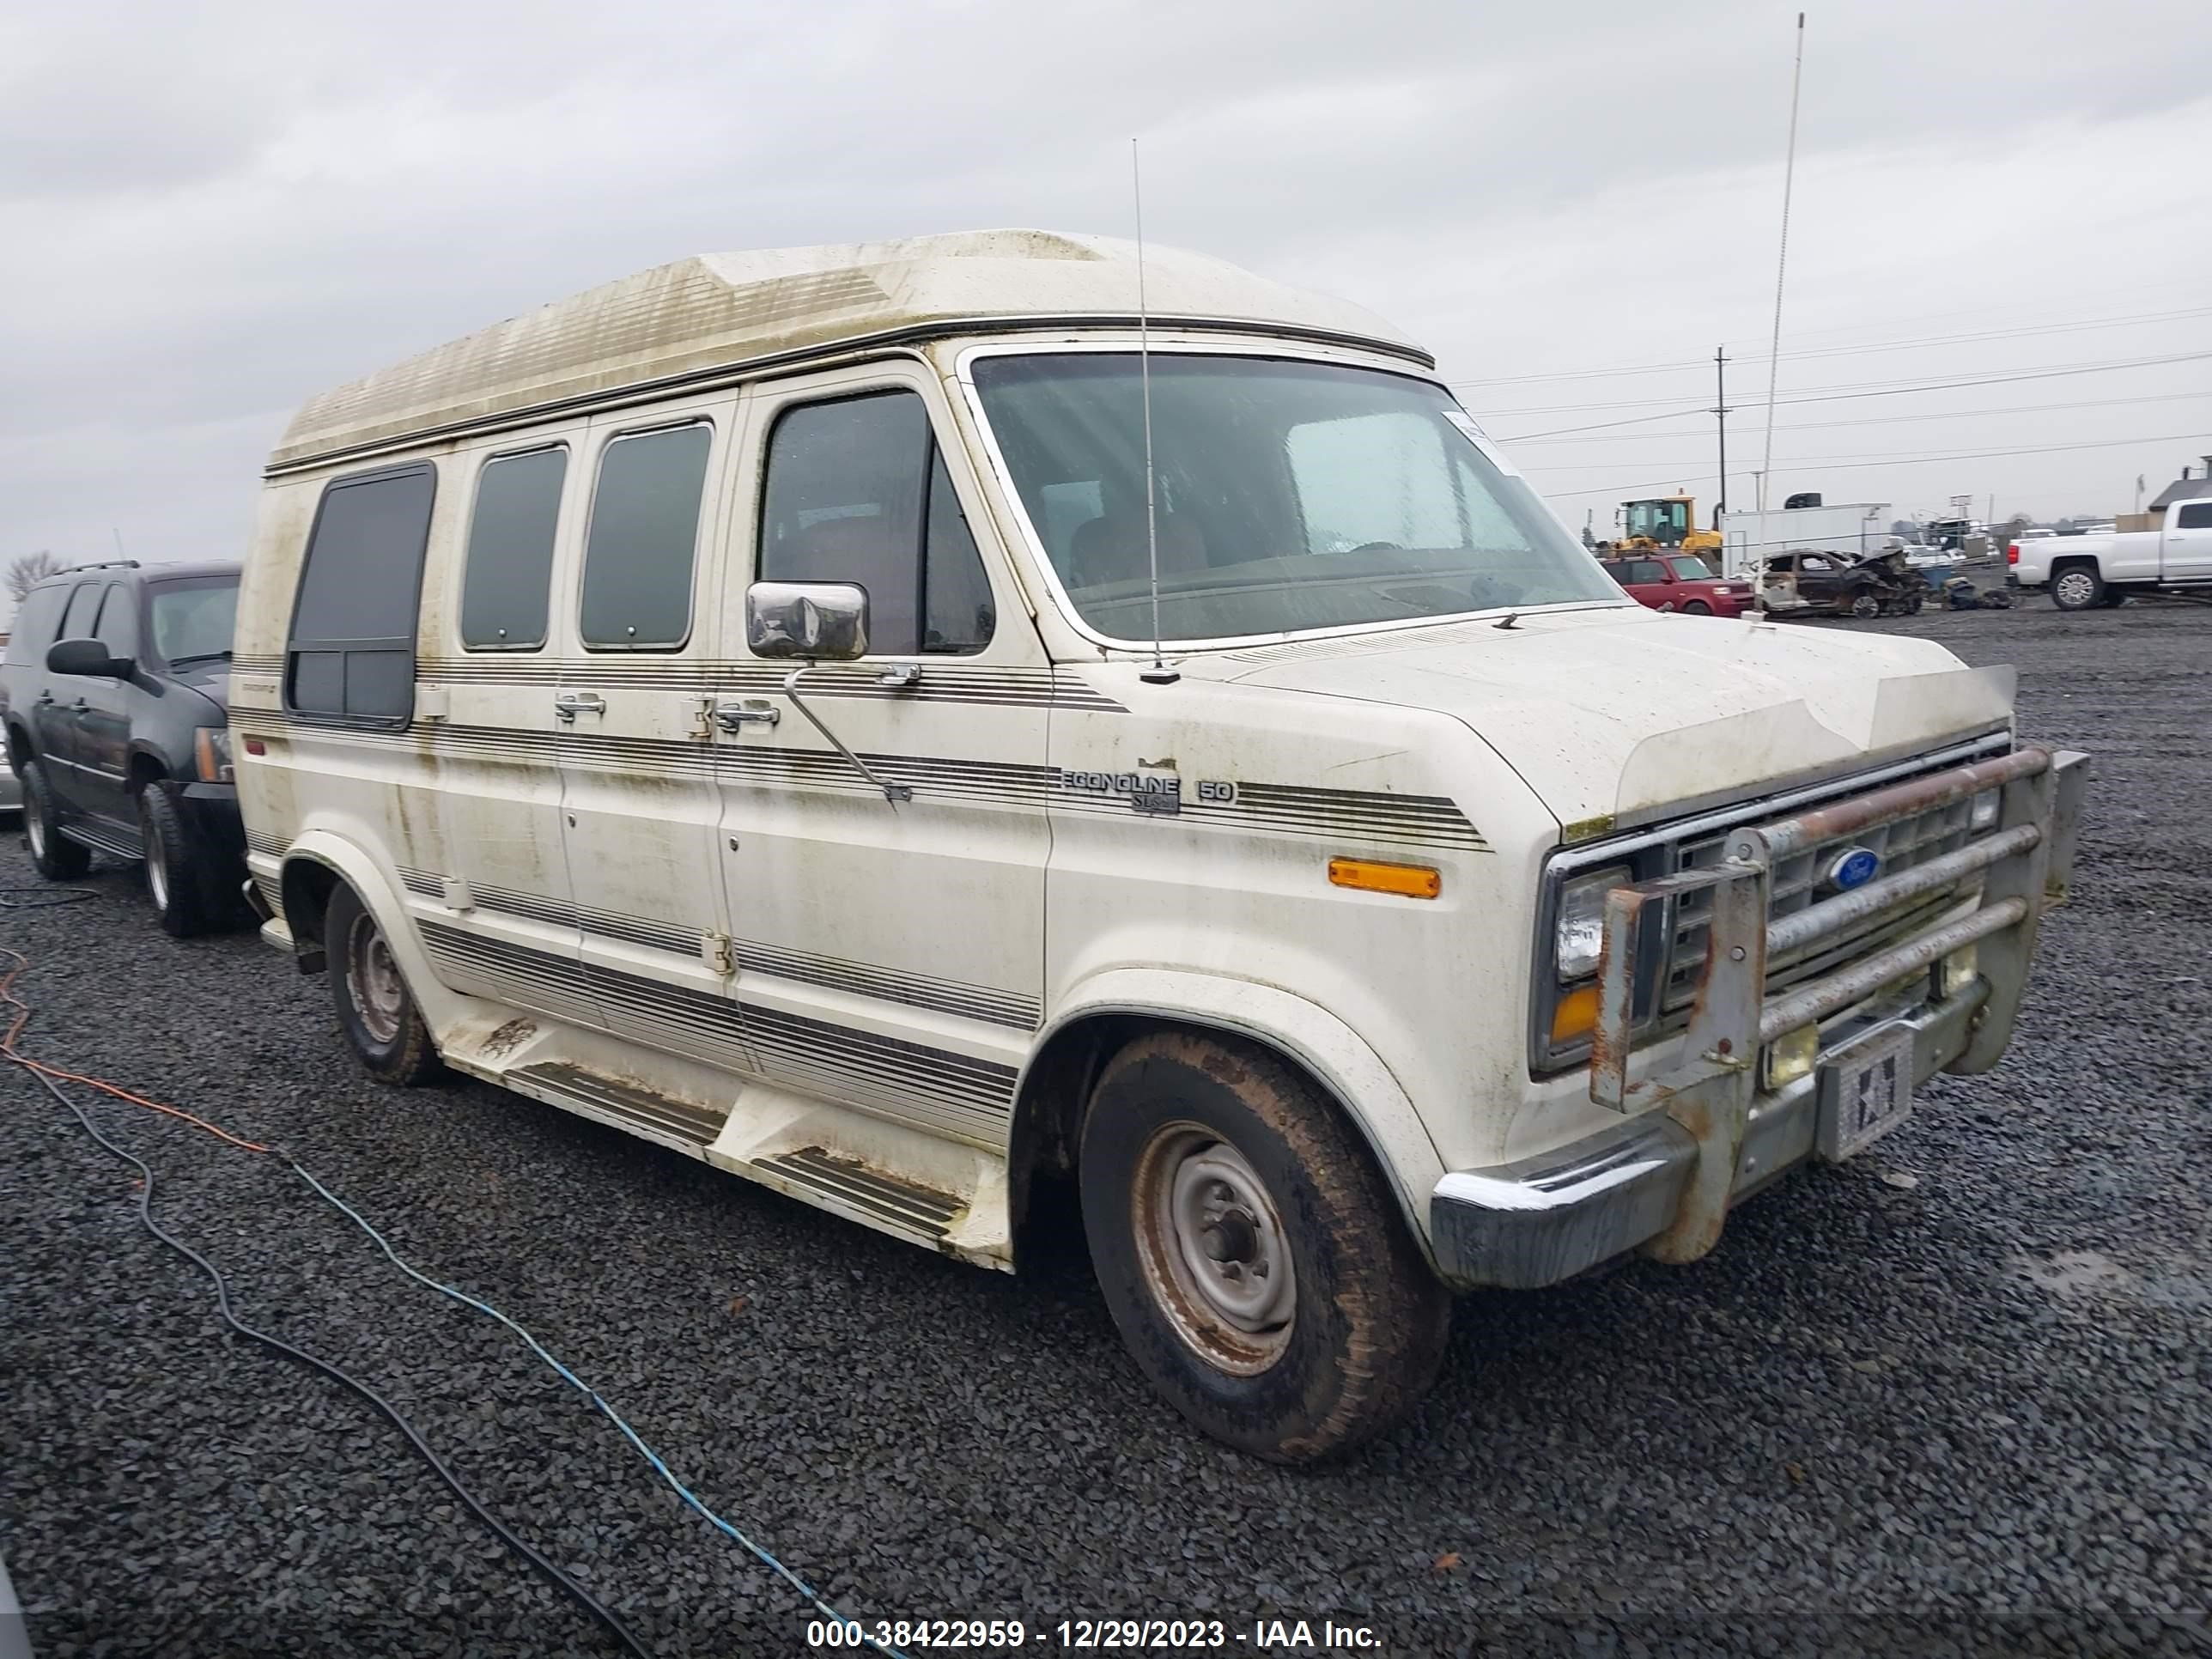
[1132,138,1177,685]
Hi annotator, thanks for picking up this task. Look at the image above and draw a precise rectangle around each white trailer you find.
[1719,500,1892,577]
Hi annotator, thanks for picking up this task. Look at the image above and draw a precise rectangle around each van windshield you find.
[969,353,1620,644]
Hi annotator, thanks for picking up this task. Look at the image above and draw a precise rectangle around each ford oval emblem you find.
[1826,847,1881,891]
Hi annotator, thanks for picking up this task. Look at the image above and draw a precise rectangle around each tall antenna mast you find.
[1132,138,1177,685]
[1758,11,1806,515]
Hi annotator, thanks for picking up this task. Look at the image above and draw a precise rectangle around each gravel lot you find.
[3,600,2208,1658]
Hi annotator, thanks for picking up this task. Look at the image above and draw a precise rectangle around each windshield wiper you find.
[167,649,233,667]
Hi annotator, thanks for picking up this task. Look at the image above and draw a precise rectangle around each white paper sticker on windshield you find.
[1443,408,1524,478]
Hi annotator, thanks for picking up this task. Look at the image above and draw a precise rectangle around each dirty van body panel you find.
[710,363,1046,1149]
[1041,665,1559,1179]
[550,396,761,1072]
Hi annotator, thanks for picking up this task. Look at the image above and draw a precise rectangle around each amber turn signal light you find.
[1327,857,1442,900]
[1549,983,1600,1046]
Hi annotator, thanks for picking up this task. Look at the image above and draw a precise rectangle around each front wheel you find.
[325,883,445,1085]
[139,786,221,938]
[1848,587,1884,619]
[1079,1030,1449,1463]
[1680,599,1712,616]
[2051,565,2104,611]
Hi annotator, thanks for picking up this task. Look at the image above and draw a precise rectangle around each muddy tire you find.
[1078,1030,1449,1463]
[1680,599,1712,616]
[2051,563,2104,611]
[139,785,221,938]
[21,762,91,880]
[326,883,444,1086]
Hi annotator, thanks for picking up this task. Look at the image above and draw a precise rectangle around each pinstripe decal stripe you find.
[242,717,1486,851]
[399,868,1040,1029]
[416,921,1016,1146]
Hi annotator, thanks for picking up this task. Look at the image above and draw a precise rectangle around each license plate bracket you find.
[1815,1029,1915,1161]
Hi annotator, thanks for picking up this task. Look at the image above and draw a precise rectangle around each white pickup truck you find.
[2009,499,2212,610]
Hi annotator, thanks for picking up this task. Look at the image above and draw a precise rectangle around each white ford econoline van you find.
[234,230,2086,1462]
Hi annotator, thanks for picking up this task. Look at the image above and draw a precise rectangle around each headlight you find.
[1553,865,1630,981]
[1968,787,1999,831]
[195,726,234,783]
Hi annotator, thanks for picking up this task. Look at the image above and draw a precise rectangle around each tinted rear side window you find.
[580,424,710,649]
[2179,503,2212,529]
[289,463,437,720]
[3,584,71,664]
[461,447,567,649]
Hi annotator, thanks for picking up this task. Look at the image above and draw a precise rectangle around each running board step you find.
[511,1061,729,1146]
[751,1147,963,1240]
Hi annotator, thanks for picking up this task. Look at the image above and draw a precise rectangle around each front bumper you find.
[1431,743,2088,1291]
[165,779,246,860]
[1432,981,1984,1289]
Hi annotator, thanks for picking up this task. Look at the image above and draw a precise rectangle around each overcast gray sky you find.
[3,0,2207,594]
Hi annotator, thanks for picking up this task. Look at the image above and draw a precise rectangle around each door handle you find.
[711,698,781,732]
[70,698,88,712]
[553,690,607,722]
[34,691,52,705]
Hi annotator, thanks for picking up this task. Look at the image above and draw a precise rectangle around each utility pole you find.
[1713,346,1731,529]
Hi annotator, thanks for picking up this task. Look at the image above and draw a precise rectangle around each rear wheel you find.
[21,762,91,880]
[326,883,444,1085]
[1079,1030,1449,1463]
[2051,564,2104,611]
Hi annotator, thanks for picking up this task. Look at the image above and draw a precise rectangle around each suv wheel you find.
[326,882,445,1085]
[2051,564,2104,611]
[1079,1030,1449,1463]
[138,785,219,938]
[21,762,91,880]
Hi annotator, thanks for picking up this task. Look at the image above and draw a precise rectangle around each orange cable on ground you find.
[0,949,272,1154]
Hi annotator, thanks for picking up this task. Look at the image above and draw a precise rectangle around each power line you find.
[1483,349,2212,428]
[1510,388,2212,447]
[1455,304,2212,388]
[1536,429,2212,501]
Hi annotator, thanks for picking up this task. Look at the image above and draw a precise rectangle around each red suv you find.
[1598,553,1754,618]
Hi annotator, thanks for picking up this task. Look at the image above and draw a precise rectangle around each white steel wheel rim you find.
[346,911,407,1045]
[143,811,168,910]
[1132,1122,1297,1374]
[2055,571,2094,607]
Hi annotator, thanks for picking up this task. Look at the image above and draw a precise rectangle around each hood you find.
[166,658,230,714]
[1201,606,2013,830]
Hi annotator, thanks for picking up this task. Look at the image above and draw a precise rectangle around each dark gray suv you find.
[1,559,246,935]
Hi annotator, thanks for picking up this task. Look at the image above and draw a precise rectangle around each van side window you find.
[2,584,71,665]
[94,583,138,659]
[288,462,437,722]
[461,446,567,649]
[2178,503,2212,529]
[58,581,101,642]
[758,391,994,656]
[580,423,711,649]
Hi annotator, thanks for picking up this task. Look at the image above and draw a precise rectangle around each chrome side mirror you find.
[744,581,868,661]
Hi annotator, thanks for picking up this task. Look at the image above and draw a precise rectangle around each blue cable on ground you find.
[289,1162,911,1659]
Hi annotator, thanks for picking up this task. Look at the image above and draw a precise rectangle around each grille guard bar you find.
[1585,742,2088,1264]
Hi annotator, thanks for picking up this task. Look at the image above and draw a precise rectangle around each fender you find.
[1026,966,1448,1254]
[277,826,472,1030]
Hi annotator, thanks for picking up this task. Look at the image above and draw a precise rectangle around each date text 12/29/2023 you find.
[805,1617,1386,1650]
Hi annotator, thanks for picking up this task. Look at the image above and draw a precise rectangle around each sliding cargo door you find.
[410,435,594,1027]
[555,398,757,1077]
